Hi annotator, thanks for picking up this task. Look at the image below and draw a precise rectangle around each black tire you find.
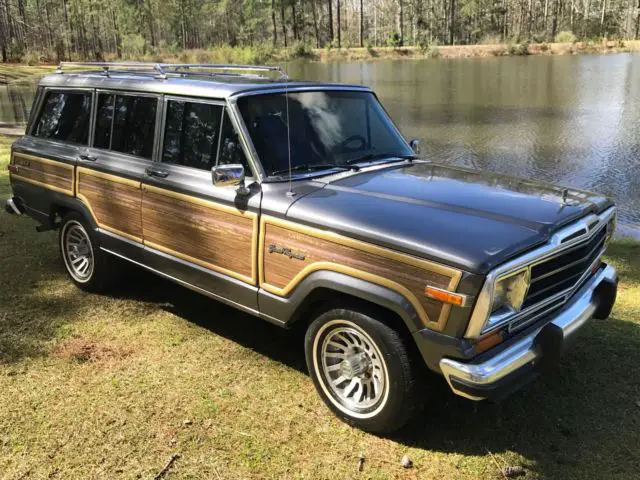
[304,305,420,434]
[58,212,117,292]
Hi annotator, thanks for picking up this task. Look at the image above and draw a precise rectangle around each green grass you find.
[1,134,639,478]
[0,64,57,84]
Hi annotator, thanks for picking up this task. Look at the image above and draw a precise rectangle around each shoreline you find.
[1,40,640,75]
[315,40,640,61]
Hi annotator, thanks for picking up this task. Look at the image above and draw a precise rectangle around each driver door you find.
[140,96,260,309]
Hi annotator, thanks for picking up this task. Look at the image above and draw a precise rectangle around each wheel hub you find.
[339,352,372,380]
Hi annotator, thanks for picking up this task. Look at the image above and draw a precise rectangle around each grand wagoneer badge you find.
[268,243,306,261]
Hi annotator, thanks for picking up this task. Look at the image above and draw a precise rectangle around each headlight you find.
[490,268,530,314]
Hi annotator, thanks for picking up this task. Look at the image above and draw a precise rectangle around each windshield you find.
[237,90,413,178]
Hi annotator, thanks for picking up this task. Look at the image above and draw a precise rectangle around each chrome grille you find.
[523,225,607,309]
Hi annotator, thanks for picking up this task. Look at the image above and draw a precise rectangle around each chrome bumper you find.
[440,264,618,400]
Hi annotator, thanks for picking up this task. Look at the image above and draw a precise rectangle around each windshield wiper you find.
[345,152,415,165]
[271,164,350,177]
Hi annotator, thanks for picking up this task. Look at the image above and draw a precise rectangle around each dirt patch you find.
[55,337,131,363]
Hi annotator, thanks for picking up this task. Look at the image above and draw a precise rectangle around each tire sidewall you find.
[305,307,415,433]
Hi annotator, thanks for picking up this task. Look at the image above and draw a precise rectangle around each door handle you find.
[78,154,97,162]
[146,167,170,178]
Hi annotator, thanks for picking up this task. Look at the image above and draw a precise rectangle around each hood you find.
[286,162,613,274]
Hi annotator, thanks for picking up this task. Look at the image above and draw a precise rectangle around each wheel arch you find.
[259,270,425,335]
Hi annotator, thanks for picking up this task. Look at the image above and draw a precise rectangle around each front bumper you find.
[439,264,618,400]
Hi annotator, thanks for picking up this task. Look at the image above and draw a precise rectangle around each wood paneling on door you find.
[141,185,258,284]
[259,216,462,331]
[10,153,74,195]
[76,166,143,242]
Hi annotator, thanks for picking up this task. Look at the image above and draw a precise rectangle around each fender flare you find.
[258,269,424,333]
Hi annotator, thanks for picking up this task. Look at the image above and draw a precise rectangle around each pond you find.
[2,55,639,236]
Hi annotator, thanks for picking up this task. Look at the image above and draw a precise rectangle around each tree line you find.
[1,0,639,63]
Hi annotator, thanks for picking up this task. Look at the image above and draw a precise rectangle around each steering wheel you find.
[336,135,366,153]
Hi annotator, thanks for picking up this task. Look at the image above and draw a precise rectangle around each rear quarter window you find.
[33,91,91,144]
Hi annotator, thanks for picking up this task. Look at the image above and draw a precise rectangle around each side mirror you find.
[409,139,421,154]
[211,164,250,195]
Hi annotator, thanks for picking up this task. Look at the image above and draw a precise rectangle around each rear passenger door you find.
[10,89,92,218]
[77,91,160,259]
[140,96,261,309]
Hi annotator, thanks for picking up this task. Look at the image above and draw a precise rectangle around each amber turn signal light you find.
[425,286,466,306]
[475,331,504,353]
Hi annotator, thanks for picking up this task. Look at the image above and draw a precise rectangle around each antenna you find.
[284,72,295,198]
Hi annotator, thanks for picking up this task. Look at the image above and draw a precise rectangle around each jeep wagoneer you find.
[5,62,618,433]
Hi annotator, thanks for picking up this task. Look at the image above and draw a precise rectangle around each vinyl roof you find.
[38,71,372,100]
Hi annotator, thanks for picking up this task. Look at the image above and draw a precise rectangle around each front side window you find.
[237,90,412,178]
[33,91,91,144]
[162,100,222,170]
[93,93,157,159]
[218,111,250,172]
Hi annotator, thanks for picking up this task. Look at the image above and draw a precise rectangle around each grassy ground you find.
[0,134,639,479]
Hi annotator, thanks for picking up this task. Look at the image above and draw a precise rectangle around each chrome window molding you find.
[465,206,616,339]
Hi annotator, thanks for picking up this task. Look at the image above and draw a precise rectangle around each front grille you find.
[523,225,607,309]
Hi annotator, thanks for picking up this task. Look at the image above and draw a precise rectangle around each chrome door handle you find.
[146,167,170,178]
[79,154,97,162]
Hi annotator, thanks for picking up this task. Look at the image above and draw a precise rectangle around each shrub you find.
[555,31,577,43]
[22,50,41,65]
[507,41,529,55]
[291,41,314,59]
[365,41,377,57]
[426,45,441,58]
[387,32,402,48]
[121,34,147,59]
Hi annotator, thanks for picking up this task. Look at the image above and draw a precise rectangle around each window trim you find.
[91,89,162,162]
[157,95,256,179]
[29,87,95,147]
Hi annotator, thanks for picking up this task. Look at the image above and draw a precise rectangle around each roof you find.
[38,71,372,100]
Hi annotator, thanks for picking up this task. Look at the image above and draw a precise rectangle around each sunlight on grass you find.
[0,134,639,479]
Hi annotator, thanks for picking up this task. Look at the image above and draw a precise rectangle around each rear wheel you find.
[59,212,116,292]
[305,306,421,434]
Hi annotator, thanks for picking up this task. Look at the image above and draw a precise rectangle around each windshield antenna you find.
[284,71,295,197]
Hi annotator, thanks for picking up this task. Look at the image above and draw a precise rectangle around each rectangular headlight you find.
[480,268,531,334]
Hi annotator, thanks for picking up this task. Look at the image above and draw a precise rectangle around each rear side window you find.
[162,100,222,170]
[33,91,91,144]
[93,93,157,159]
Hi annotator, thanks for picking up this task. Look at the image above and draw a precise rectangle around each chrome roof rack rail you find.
[55,62,288,80]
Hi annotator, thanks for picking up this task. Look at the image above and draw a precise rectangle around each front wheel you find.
[59,212,116,292]
[305,306,421,434]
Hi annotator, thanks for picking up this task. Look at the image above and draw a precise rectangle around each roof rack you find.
[55,62,288,80]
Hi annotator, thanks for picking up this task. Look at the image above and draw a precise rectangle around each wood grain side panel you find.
[76,168,143,241]
[11,153,74,195]
[141,188,256,283]
[262,223,451,324]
